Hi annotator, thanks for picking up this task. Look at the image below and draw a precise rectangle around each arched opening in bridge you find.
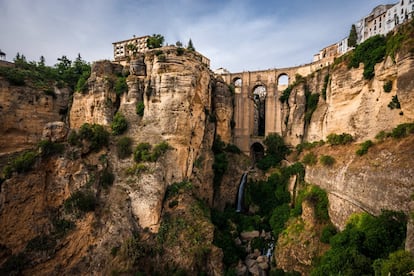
[250,142,265,163]
[253,85,266,136]
[277,74,289,91]
[233,77,242,93]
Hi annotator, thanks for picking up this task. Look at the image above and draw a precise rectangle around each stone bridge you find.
[219,60,329,156]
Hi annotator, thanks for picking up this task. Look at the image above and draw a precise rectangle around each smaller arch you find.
[250,142,265,163]
[278,74,289,85]
[233,77,242,94]
[252,85,266,100]
[233,77,242,87]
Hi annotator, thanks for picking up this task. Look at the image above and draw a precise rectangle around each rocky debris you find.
[240,230,260,241]
[42,121,68,142]
[244,250,269,276]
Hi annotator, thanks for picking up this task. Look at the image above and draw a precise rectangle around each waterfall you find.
[236,173,248,212]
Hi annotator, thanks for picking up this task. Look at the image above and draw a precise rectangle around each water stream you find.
[236,173,248,212]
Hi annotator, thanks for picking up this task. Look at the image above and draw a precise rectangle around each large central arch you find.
[253,85,266,137]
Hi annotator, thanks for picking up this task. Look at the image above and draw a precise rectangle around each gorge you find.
[0,21,414,275]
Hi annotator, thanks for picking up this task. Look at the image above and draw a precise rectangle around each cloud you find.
[0,0,388,71]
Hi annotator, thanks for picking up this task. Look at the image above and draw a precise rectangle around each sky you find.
[0,0,393,72]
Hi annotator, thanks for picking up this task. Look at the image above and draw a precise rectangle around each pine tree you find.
[187,39,195,51]
[348,24,358,48]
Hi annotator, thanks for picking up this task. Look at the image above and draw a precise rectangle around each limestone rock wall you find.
[304,136,414,250]
[69,61,122,129]
[0,79,70,156]
[305,54,414,142]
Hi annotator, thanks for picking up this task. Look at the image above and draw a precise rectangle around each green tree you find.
[147,34,164,49]
[111,112,128,135]
[187,39,195,51]
[348,24,358,47]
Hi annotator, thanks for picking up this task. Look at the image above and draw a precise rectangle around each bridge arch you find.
[250,142,265,163]
[277,73,289,90]
[233,77,242,93]
[252,85,267,137]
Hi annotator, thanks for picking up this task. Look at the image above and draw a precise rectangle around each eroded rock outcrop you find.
[0,78,70,156]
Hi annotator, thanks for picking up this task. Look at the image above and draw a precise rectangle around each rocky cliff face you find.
[0,47,233,275]
[283,53,414,144]
[0,78,70,157]
[70,49,218,231]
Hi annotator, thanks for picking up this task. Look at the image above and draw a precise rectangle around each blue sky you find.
[1,0,392,72]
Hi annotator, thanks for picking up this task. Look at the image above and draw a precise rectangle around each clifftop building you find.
[113,35,149,64]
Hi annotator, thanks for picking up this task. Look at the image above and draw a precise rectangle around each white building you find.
[357,1,414,44]
[112,35,150,62]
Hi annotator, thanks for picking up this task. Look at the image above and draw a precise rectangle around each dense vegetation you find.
[0,53,91,92]
[256,133,290,171]
[311,211,407,275]
[349,35,386,79]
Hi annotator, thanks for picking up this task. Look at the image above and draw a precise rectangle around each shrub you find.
[67,130,80,146]
[164,181,193,200]
[383,80,393,93]
[390,122,414,138]
[320,224,337,244]
[305,186,329,221]
[356,140,374,156]
[136,101,145,116]
[37,140,65,157]
[64,190,97,213]
[292,185,329,221]
[114,76,128,95]
[375,130,390,142]
[111,112,128,135]
[151,141,170,161]
[78,123,109,151]
[99,169,115,189]
[302,152,317,166]
[116,136,133,159]
[319,155,335,166]
[374,250,414,276]
[133,142,152,162]
[176,47,184,56]
[388,95,401,109]
[296,140,325,153]
[3,150,37,178]
[326,133,353,145]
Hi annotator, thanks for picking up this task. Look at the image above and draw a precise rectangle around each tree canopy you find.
[147,34,165,49]
[348,24,358,48]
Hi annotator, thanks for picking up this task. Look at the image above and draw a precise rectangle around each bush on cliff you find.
[2,150,37,178]
[326,133,353,145]
[78,123,110,152]
[111,112,128,135]
[116,136,132,159]
[349,35,386,79]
